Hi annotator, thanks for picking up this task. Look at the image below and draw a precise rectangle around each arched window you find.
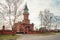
[25,26,31,31]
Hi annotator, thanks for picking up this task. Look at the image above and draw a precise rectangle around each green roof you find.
[24,4,28,11]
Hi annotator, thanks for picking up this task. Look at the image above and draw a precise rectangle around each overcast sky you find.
[27,0,60,28]
[0,0,60,29]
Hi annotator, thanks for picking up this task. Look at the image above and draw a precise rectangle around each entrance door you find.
[25,26,30,34]
[19,28,24,34]
[19,32,24,34]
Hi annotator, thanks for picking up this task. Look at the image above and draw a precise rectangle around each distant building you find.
[14,4,34,34]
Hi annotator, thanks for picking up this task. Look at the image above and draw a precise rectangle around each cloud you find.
[26,0,60,28]
[27,0,52,27]
[50,0,60,16]
[52,0,60,8]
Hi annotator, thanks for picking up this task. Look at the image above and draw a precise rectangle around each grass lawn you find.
[0,35,19,40]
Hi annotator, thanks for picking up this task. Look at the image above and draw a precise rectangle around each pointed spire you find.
[24,4,28,11]
[23,3,29,15]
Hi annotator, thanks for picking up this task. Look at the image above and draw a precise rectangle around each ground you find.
[17,33,60,40]
[0,35,18,40]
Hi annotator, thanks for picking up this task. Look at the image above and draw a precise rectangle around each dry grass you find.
[0,35,19,40]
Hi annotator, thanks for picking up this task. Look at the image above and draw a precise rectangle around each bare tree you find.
[0,0,23,30]
[43,9,53,30]
[39,9,53,30]
[0,12,5,25]
[39,11,43,27]
[12,0,23,25]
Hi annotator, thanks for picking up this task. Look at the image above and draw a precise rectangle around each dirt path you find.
[17,34,60,40]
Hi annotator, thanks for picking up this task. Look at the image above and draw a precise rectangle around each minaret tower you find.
[22,4,30,24]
